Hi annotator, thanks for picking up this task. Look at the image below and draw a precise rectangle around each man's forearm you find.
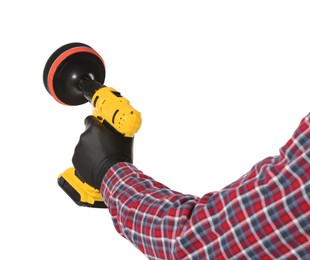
[101,162,202,259]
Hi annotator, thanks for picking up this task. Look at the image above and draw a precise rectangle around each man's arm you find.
[101,115,310,259]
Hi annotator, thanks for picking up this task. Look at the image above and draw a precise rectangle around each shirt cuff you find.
[99,162,136,207]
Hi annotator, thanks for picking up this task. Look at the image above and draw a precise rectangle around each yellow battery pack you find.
[58,168,107,208]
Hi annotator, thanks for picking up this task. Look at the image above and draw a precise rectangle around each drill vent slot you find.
[112,109,119,124]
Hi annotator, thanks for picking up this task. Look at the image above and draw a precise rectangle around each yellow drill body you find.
[92,86,141,137]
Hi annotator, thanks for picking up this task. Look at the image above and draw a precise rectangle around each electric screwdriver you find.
[43,42,141,208]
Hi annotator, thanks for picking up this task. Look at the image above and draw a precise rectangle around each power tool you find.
[43,42,142,208]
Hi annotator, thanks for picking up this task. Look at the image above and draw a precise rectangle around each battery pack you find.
[57,167,107,208]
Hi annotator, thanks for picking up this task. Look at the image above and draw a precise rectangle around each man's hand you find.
[72,116,134,190]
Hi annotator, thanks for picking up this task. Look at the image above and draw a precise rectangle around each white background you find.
[1,1,310,259]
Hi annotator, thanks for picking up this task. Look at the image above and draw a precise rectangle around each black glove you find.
[72,116,134,190]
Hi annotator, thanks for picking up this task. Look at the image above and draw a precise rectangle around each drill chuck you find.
[79,79,101,103]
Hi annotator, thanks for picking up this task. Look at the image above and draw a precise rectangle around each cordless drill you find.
[43,43,141,208]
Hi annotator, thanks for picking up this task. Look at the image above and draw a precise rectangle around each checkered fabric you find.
[101,114,310,260]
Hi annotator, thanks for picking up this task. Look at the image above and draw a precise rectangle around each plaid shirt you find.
[101,114,310,260]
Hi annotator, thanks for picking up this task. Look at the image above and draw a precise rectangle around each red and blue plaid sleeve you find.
[101,114,310,260]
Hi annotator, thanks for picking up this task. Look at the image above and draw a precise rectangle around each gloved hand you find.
[72,116,134,190]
